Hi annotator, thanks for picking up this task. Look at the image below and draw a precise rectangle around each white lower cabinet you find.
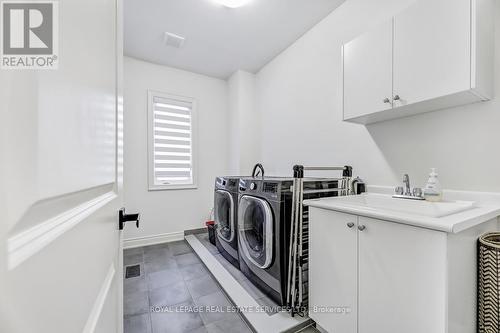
[309,209,358,333]
[357,216,447,333]
[309,208,448,333]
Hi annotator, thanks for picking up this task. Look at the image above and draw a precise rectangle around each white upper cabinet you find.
[393,0,471,108]
[342,0,494,124]
[343,19,393,120]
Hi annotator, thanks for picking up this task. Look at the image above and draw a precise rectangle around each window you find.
[147,90,197,190]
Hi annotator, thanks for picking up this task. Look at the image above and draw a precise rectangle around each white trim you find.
[147,90,198,191]
[123,231,184,249]
[7,191,117,270]
[82,263,116,333]
[185,235,311,333]
[148,184,198,191]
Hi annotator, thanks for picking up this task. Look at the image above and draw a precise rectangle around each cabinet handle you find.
[358,225,366,231]
[393,95,401,101]
[347,222,355,228]
[383,98,391,104]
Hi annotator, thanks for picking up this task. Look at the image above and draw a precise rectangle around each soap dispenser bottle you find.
[423,168,442,202]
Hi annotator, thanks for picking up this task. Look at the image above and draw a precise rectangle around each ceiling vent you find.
[164,32,185,49]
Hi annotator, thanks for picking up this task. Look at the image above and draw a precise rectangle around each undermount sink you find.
[330,193,476,218]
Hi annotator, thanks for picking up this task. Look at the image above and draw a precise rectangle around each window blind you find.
[152,95,193,186]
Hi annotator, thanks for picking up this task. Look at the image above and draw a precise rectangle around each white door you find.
[357,217,447,333]
[308,208,357,333]
[0,0,125,332]
[343,19,393,120]
[393,0,471,107]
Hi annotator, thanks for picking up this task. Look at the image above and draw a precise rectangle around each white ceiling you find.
[124,0,345,79]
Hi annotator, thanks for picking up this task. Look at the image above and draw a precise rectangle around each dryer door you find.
[215,190,235,242]
[238,195,273,269]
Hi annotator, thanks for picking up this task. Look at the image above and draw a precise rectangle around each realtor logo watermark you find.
[1,1,58,69]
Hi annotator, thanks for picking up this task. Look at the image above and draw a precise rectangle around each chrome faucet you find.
[393,174,424,200]
[403,174,411,196]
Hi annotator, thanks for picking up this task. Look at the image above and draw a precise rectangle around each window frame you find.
[147,90,198,191]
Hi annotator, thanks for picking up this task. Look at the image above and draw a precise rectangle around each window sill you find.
[148,184,198,191]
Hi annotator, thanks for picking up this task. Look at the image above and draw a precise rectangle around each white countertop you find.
[303,186,500,233]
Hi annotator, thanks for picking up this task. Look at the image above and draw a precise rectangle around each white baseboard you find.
[123,231,184,249]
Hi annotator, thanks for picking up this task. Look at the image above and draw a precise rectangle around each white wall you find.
[124,57,229,240]
[256,0,500,192]
[228,71,260,175]
[124,0,500,240]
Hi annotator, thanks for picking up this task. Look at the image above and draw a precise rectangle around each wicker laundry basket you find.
[478,232,500,333]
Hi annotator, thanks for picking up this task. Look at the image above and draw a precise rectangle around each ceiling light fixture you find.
[212,0,252,8]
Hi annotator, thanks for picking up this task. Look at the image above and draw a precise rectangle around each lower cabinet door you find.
[357,217,447,333]
[309,208,358,333]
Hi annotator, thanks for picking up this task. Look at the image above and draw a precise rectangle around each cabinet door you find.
[393,0,471,107]
[309,208,357,333]
[343,19,393,120]
[358,217,447,333]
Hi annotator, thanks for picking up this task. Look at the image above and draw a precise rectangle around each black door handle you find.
[119,208,140,230]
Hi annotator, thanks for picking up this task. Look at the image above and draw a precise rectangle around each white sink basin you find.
[330,193,475,218]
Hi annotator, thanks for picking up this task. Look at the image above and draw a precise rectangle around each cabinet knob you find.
[393,95,401,101]
[383,97,391,104]
[347,222,355,228]
[358,225,366,231]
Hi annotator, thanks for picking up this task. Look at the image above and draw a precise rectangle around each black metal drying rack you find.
[286,165,353,317]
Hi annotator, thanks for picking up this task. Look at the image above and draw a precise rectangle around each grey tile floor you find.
[124,234,320,333]
[124,240,252,333]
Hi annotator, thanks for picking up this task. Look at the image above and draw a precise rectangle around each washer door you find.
[214,190,235,242]
[238,195,273,269]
